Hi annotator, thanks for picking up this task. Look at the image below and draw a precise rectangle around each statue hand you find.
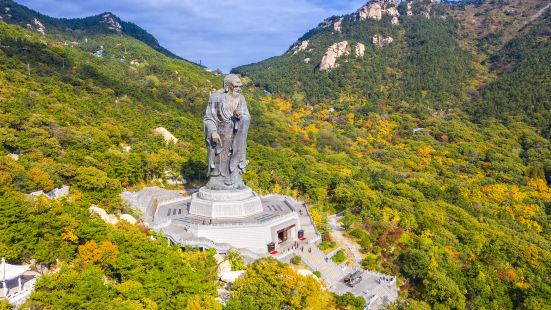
[211,132,221,145]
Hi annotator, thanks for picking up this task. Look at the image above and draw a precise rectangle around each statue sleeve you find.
[204,95,218,140]
[241,96,250,120]
[237,96,249,170]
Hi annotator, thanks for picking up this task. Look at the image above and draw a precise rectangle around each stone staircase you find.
[296,244,347,287]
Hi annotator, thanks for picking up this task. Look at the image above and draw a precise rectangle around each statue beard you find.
[226,91,240,114]
[227,90,240,100]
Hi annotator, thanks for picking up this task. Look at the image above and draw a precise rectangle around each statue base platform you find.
[123,187,321,255]
[188,187,263,218]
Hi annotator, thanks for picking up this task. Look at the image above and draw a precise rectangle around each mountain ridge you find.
[0,0,183,60]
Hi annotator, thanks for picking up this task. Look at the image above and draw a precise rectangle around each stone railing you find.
[6,278,36,306]
[169,212,298,229]
[157,196,189,207]
[152,218,172,229]
[275,250,295,261]
[165,234,262,261]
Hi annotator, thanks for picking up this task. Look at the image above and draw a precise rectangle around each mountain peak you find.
[356,0,400,24]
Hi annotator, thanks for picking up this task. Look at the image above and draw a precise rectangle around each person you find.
[203,74,250,190]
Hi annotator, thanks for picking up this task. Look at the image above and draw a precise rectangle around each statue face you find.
[229,81,242,95]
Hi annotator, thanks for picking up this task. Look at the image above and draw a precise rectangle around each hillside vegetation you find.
[0,0,550,309]
[473,9,551,140]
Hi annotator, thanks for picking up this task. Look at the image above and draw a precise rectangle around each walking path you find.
[291,212,398,310]
[329,213,363,267]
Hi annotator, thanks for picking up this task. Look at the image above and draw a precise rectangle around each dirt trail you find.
[519,2,551,31]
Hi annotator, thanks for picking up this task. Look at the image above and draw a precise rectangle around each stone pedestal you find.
[189,186,263,218]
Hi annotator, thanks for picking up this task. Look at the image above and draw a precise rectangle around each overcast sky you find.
[17,0,368,72]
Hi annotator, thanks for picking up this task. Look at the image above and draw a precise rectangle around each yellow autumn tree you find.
[227,258,335,309]
[27,167,54,192]
[77,240,119,268]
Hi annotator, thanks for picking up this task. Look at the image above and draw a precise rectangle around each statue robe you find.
[203,90,250,188]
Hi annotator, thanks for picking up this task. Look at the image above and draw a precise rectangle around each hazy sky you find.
[17,0,368,72]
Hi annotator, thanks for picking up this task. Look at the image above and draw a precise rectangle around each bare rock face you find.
[32,18,46,35]
[102,13,123,33]
[153,127,178,144]
[372,35,394,48]
[355,43,366,58]
[333,17,344,32]
[291,40,310,55]
[319,17,343,32]
[356,0,399,21]
[391,16,399,25]
[120,214,137,225]
[220,270,245,283]
[319,41,350,71]
[89,205,119,225]
[30,185,70,199]
[304,58,311,64]
[24,18,47,35]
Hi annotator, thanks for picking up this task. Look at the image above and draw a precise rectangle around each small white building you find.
[1,257,29,297]
[1,257,34,304]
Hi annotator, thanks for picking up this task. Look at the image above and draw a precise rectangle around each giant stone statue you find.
[203,74,250,190]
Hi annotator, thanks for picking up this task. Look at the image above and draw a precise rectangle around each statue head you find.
[224,74,242,95]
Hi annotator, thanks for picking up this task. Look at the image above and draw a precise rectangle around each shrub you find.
[291,255,302,265]
[332,250,346,264]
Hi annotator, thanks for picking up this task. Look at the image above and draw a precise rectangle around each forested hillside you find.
[473,8,551,140]
[233,0,551,309]
[0,18,223,308]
